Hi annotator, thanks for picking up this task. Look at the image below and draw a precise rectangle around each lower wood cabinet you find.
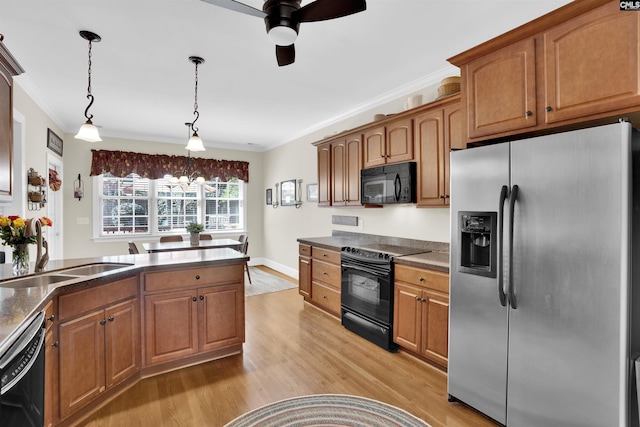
[142,264,245,367]
[298,244,341,317]
[57,277,139,420]
[298,244,311,298]
[393,265,449,368]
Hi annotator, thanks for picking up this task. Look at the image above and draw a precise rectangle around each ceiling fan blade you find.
[200,0,266,18]
[276,45,295,66]
[297,0,366,23]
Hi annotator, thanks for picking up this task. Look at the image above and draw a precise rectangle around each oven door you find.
[341,255,392,324]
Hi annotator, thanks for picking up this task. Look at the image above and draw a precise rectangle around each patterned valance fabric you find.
[89,149,249,182]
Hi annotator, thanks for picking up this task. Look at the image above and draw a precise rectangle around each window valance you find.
[89,149,249,182]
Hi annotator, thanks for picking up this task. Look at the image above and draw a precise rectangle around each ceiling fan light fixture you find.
[75,120,102,142]
[268,26,298,46]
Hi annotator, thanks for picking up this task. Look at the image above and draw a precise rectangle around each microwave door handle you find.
[508,184,519,309]
[394,173,401,201]
[497,185,508,307]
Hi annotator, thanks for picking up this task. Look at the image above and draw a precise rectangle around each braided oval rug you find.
[224,394,430,427]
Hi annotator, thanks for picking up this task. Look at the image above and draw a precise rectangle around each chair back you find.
[241,236,249,255]
[128,241,140,254]
[200,234,213,240]
[160,235,183,242]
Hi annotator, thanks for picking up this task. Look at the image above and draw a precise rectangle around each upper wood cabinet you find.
[414,97,463,207]
[449,0,640,144]
[363,118,414,168]
[331,133,362,206]
[317,142,331,207]
[0,38,24,201]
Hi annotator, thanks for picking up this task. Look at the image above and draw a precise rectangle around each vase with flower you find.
[0,215,53,275]
[186,222,204,245]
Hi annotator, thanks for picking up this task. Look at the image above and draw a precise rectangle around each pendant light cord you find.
[191,60,200,134]
[84,38,95,122]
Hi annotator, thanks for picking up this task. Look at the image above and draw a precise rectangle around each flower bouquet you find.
[0,216,52,274]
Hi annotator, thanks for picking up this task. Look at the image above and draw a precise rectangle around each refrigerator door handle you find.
[508,184,519,309]
[498,185,508,306]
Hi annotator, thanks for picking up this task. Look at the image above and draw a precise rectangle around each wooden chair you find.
[235,234,246,251]
[199,234,213,240]
[241,236,251,284]
[128,241,140,254]
[159,235,183,242]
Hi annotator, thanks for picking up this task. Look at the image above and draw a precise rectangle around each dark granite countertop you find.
[297,231,449,273]
[0,248,248,354]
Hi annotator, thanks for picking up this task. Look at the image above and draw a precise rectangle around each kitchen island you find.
[0,248,248,427]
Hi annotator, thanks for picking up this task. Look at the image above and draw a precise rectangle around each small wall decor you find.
[307,183,318,202]
[273,183,280,208]
[281,179,297,206]
[47,128,63,156]
[266,188,272,205]
[27,168,47,210]
[74,174,84,200]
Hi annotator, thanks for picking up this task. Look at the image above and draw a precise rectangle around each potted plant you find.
[186,222,204,245]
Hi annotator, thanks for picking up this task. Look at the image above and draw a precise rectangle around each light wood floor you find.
[83,271,498,427]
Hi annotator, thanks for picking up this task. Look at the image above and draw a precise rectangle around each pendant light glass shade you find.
[75,120,102,142]
[268,26,298,46]
[185,132,205,152]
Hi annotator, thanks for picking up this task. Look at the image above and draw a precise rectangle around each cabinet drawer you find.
[299,244,311,257]
[311,282,341,316]
[59,276,138,321]
[144,264,243,293]
[395,264,449,294]
[311,260,341,289]
[311,247,340,265]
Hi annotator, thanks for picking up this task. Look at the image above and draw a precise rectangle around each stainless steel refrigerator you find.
[448,122,640,427]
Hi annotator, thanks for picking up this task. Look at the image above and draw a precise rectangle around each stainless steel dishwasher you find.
[0,310,46,427]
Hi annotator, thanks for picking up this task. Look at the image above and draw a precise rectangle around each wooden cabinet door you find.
[58,310,105,419]
[344,134,362,205]
[543,4,640,124]
[386,118,414,164]
[363,125,386,168]
[414,109,445,207]
[198,284,245,352]
[0,79,11,198]
[144,290,197,366]
[393,282,421,353]
[105,299,139,388]
[420,290,449,367]
[331,140,346,206]
[466,37,537,138]
[443,102,463,205]
[298,256,311,298]
[317,142,331,207]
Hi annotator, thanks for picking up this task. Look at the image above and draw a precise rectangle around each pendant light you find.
[185,56,206,152]
[168,123,206,190]
[75,30,102,142]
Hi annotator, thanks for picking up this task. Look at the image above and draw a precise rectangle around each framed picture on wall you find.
[47,128,63,156]
[280,179,297,206]
[266,188,272,205]
[307,183,318,202]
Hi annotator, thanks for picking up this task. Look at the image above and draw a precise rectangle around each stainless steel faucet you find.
[34,219,49,272]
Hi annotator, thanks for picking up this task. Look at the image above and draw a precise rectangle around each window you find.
[95,173,244,238]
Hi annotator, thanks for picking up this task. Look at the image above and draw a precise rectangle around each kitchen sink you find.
[57,263,133,276]
[0,274,79,288]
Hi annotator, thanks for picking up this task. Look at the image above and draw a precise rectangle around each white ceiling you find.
[2,0,571,152]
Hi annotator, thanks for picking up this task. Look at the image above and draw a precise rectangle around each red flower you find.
[8,215,19,221]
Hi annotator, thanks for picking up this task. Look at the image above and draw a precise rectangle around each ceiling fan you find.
[201,0,367,66]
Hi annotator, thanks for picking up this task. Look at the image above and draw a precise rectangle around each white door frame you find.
[46,153,63,260]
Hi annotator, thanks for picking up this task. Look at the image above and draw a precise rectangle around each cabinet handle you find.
[415,296,420,301]
[419,277,424,282]
[444,195,450,199]
[546,106,553,112]
[525,110,532,117]
[100,319,106,326]
[192,297,197,302]
[199,295,204,300]
[108,316,114,322]
[52,341,59,348]
[47,314,55,322]
[195,275,200,280]
[421,298,427,302]
[440,195,445,199]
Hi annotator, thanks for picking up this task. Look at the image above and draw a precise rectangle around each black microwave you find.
[360,162,416,204]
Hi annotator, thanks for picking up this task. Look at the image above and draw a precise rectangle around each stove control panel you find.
[342,247,392,261]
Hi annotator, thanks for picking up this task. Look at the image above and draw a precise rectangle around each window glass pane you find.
[98,174,150,235]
